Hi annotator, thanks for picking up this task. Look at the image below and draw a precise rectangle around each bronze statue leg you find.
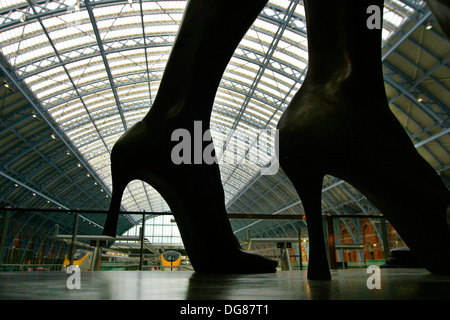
[143,0,269,128]
[277,0,450,279]
[103,0,278,273]
[104,0,450,276]
[426,0,450,40]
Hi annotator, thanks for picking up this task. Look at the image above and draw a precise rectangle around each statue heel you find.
[280,155,332,280]
[102,165,131,237]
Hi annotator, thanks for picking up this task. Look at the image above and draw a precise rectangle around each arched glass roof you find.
[0,0,448,239]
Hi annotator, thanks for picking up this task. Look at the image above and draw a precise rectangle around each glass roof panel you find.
[0,0,26,8]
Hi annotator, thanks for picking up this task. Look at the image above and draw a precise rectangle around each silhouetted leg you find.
[103,0,278,273]
[426,0,450,40]
[143,0,269,128]
[277,0,450,277]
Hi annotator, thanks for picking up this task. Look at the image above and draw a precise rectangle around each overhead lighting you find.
[51,134,56,139]
[425,21,432,30]
[20,13,26,23]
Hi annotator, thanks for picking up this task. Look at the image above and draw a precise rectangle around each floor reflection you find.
[0,268,449,300]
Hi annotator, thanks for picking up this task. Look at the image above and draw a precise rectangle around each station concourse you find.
[0,0,449,303]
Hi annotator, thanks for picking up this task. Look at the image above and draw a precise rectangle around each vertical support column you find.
[54,225,60,238]
[298,228,303,270]
[0,211,11,267]
[322,216,330,267]
[326,215,337,269]
[139,213,146,271]
[90,240,103,271]
[90,245,97,271]
[279,242,292,271]
[69,212,79,266]
[139,227,144,271]
[380,218,390,261]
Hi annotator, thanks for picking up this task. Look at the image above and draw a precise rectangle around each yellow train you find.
[63,249,92,271]
[63,249,182,271]
[63,249,139,271]
[161,251,181,270]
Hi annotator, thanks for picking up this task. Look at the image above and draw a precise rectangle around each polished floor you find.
[0,268,449,300]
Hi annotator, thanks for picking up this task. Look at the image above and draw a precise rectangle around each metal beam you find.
[0,117,104,209]
[27,0,112,155]
[384,71,445,124]
[0,171,103,229]
[229,0,300,133]
[85,0,128,131]
[414,127,450,148]
[139,0,154,105]
[0,58,112,199]
[382,11,432,60]
[0,171,68,209]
